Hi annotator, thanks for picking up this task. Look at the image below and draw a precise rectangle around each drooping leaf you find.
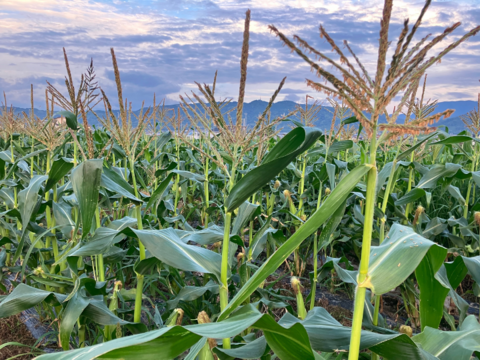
[413,315,480,360]
[0,188,15,209]
[171,170,205,182]
[167,280,219,310]
[431,135,472,145]
[360,224,446,295]
[0,284,66,318]
[422,217,448,238]
[101,166,142,205]
[417,163,462,189]
[133,228,224,282]
[214,336,267,359]
[45,157,74,192]
[69,217,137,257]
[395,188,426,206]
[56,110,79,131]
[447,185,466,205]
[279,307,423,359]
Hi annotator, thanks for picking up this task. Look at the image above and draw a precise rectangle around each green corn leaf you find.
[395,188,426,206]
[327,140,353,156]
[0,284,66,318]
[171,169,205,182]
[219,163,372,320]
[45,157,74,192]
[71,159,103,238]
[52,200,75,237]
[133,228,224,281]
[415,243,449,330]
[134,256,162,275]
[146,172,174,210]
[176,225,225,246]
[60,290,90,350]
[435,263,469,326]
[447,185,466,205]
[14,174,48,262]
[279,307,422,359]
[360,224,446,295]
[60,288,139,350]
[214,336,267,359]
[33,303,464,360]
[422,217,448,238]
[101,165,142,205]
[397,132,437,161]
[69,216,137,257]
[167,280,219,310]
[226,126,322,212]
[0,188,15,209]
[340,116,358,125]
[413,315,480,360]
[431,135,472,145]
[56,110,79,131]
[4,148,48,180]
[416,163,462,189]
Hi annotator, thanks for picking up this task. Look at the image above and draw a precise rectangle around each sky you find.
[0,0,479,110]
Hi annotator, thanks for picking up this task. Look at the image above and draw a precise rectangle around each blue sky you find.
[0,0,479,109]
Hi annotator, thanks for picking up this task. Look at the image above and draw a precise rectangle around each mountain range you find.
[10,99,478,134]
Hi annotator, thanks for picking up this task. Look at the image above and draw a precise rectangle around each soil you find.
[0,289,37,360]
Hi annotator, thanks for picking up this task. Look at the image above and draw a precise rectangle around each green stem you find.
[204,157,210,227]
[173,138,181,218]
[348,126,378,360]
[11,134,17,210]
[464,157,476,219]
[220,211,232,349]
[310,182,323,310]
[247,193,257,261]
[373,157,398,331]
[30,137,34,178]
[298,155,307,215]
[78,320,85,347]
[404,151,415,224]
[130,157,145,323]
[73,138,77,167]
[95,207,105,282]
[44,152,59,262]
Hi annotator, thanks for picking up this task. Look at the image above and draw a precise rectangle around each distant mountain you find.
[10,99,478,134]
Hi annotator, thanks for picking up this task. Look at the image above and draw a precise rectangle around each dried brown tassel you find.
[79,99,95,159]
[110,48,126,122]
[63,47,76,110]
[374,0,394,96]
[236,10,250,130]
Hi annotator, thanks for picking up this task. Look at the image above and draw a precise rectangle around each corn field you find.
[1,1,480,359]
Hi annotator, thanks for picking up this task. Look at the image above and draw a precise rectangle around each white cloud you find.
[0,0,479,108]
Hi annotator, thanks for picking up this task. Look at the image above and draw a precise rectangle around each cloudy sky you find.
[1,0,479,110]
